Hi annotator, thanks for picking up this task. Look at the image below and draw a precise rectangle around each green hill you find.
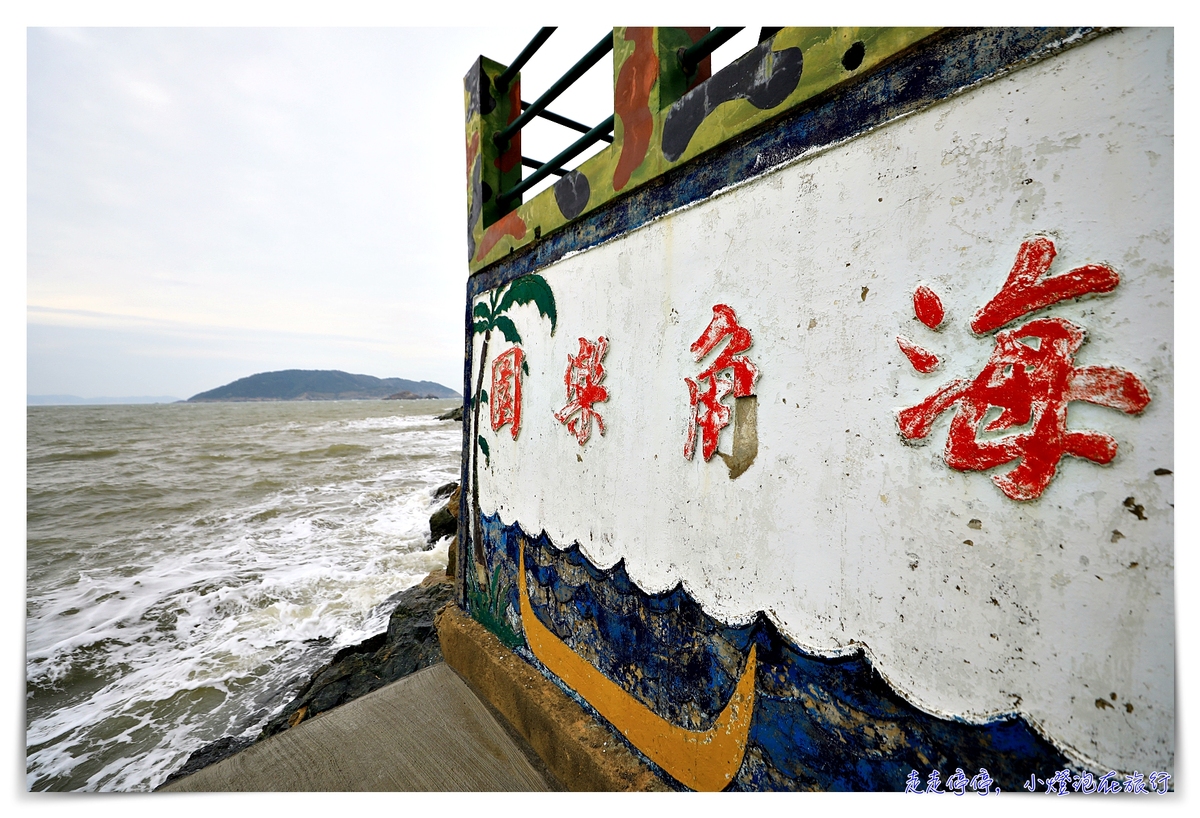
[188,370,458,402]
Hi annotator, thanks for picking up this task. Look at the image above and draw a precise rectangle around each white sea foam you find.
[26,400,462,791]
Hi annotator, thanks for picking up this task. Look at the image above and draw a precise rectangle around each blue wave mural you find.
[468,512,1069,791]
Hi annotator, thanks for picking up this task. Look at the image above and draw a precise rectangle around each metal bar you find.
[679,27,744,72]
[522,157,568,177]
[495,27,556,93]
[495,31,614,148]
[522,100,615,144]
[499,115,615,207]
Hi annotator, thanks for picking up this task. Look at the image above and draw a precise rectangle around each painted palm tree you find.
[469,274,556,572]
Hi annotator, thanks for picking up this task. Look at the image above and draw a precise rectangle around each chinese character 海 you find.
[897,237,1150,501]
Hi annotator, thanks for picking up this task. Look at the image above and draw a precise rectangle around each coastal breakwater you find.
[455,27,1173,791]
[161,482,462,788]
[162,570,457,787]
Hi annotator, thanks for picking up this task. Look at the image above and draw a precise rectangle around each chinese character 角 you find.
[554,336,609,445]
[684,304,759,461]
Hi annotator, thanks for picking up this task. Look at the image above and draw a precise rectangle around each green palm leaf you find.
[473,301,493,322]
[493,316,522,344]
[496,274,557,336]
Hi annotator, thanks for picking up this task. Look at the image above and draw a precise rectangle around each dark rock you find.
[428,486,461,545]
[447,536,457,578]
[158,735,256,789]
[434,481,458,500]
[436,405,464,421]
[386,391,442,400]
[330,631,387,664]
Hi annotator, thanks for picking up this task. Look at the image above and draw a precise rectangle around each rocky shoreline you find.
[159,479,461,789]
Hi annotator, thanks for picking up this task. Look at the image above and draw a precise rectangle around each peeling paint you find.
[460,27,1172,786]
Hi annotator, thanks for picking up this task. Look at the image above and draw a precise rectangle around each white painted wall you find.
[472,28,1173,774]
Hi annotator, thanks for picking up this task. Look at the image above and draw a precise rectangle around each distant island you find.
[187,370,459,402]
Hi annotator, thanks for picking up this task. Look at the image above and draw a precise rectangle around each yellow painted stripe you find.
[518,539,757,791]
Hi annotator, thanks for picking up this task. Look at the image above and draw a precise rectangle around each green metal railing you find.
[495,26,748,212]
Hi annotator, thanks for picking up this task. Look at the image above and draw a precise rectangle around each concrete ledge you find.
[160,663,553,792]
[435,604,669,792]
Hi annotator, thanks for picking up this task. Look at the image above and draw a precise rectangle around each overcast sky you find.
[25,10,1164,403]
[27,23,739,400]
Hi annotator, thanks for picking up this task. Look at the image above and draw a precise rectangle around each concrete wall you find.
[461,28,1173,790]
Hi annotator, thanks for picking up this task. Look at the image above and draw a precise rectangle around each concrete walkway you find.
[161,663,557,792]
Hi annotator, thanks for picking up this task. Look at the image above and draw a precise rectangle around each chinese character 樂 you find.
[554,336,609,445]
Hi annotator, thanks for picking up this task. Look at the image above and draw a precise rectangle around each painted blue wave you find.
[474,512,1068,791]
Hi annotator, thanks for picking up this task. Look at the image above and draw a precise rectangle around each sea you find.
[26,398,463,792]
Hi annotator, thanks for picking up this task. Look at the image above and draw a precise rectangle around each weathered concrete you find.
[435,603,670,792]
[161,662,555,792]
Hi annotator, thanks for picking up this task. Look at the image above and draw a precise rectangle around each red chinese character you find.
[898,237,1150,501]
[684,304,759,461]
[490,346,524,439]
[554,336,610,445]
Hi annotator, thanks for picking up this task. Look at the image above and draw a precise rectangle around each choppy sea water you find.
[26,399,462,791]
